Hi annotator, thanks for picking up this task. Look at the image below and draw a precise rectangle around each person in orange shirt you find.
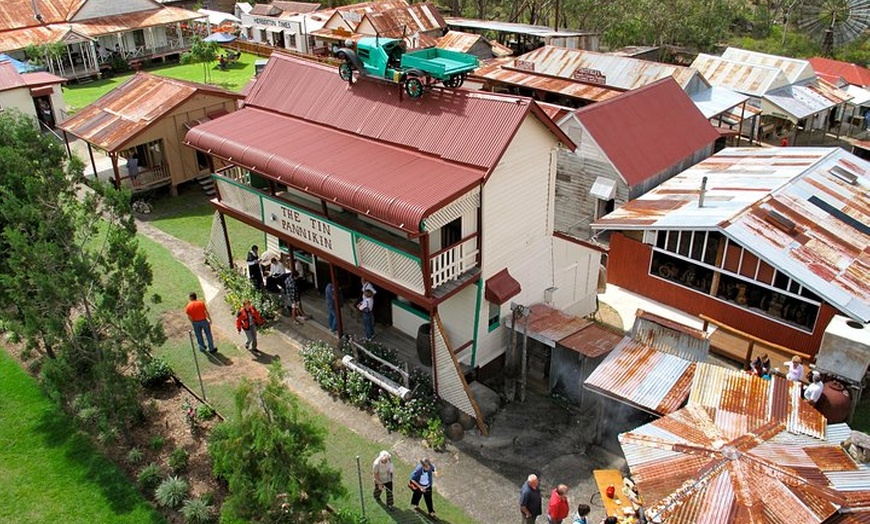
[185,292,216,354]
[235,299,264,354]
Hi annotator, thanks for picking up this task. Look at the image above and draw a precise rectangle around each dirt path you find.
[135,219,627,524]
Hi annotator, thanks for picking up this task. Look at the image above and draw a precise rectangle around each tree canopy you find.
[0,110,165,442]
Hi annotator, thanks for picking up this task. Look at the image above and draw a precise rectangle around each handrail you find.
[429,232,478,259]
[700,314,813,365]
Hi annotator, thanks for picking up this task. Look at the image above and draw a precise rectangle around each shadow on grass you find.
[32,404,164,523]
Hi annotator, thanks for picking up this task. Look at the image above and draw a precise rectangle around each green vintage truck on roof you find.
[336,36,479,98]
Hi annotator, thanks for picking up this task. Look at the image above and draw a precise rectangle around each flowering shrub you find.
[300,341,344,395]
[213,263,280,321]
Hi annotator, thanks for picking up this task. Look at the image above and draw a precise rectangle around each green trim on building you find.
[391,299,430,320]
[471,279,483,368]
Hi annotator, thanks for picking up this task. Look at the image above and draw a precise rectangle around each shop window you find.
[488,302,500,331]
[716,273,818,331]
[651,252,714,293]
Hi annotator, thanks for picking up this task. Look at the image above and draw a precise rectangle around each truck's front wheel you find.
[405,76,424,98]
[339,62,354,83]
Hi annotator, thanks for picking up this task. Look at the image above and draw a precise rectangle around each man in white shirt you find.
[804,372,824,405]
[266,257,286,292]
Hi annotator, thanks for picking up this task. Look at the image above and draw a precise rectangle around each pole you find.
[356,455,366,518]
[188,330,207,399]
[520,306,529,403]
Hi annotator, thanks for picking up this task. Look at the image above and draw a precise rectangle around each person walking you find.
[235,299,264,355]
[247,245,263,290]
[409,457,437,518]
[547,484,570,524]
[359,289,375,340]
[325,281,342,334]
[520,474,542,524]
[185,292,216,354]
[372,450,395,511]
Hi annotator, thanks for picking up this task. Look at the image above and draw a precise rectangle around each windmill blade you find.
[796,0,870,48]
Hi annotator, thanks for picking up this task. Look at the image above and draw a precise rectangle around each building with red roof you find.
[185,53,605,425]
[0,60,66,129]
[553,78,720,240]
[809,57,870,88]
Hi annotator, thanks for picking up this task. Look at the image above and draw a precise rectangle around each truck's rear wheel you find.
[405,76,424,98]
[444,74,466,88]
[339,62,354,83]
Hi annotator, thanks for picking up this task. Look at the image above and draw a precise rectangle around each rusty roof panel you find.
[557,323,622,358]
[437,30,512,57]
[524,303,592,342]
[59,73,241,151]
[825,513,870,524]
[585,337,695,415]
[365,2,445,35]
[0,0,78,31]
[630,308,710,361]
[473,58,623,103]
[0,60,25,91]
[722,47,816,85]
[688,363,827,440]
[691,53,790,97]
[620,404,850,524]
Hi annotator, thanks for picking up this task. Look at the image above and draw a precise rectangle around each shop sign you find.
[514,59,535,72]
[262,199,355,264]
[250,16,297,29]
[572,67,606,84]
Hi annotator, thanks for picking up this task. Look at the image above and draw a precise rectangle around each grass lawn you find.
[62,52,257,113]
[0,350,164,524]
[137,231,475,523]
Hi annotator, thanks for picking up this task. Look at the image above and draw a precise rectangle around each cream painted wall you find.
[551,236,600,316]
[0,89,38,120]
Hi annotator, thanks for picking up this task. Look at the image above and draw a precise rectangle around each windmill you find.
[796,0,870,55]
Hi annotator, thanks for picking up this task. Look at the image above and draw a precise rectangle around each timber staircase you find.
[196,175,216,197]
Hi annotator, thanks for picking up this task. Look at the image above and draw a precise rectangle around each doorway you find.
[34,96,55,129]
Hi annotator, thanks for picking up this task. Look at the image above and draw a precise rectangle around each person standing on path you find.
[235,299,264,355]
[325,281,342,334]
[185,292,216,354]
[520,474,542,524]
[247,245,263,290]
[547,484,569,524]
[409,457,437,518]
[372,450,395,511]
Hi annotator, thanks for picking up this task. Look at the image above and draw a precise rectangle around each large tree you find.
[209,363,344,523]
[0,110,165,441]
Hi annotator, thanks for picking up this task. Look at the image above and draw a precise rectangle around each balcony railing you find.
[119,164,170,191]
[213,173,479,297]
[430,234,480,289]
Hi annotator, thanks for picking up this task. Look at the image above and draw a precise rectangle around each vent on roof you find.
[764,209,796,234]
[808,195,870,236]
[830,165,859,185]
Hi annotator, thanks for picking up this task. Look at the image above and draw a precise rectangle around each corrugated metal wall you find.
[608,233,837,356]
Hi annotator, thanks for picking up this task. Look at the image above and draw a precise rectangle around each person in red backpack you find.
[236,299,264,355]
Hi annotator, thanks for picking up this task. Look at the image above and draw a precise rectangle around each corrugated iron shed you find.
[185,54,572,233]
[764,78,852,121]
[572,77,720,187]
[58,72,242,152]
[690,85,750,120]
[436,30,513,58]
[809,57,870,88]
[591,146,870,323]
[688,362,827,439]
[630,309,710,361]
[620,404,857,524]
[584,336,697,415]
[473,57,623,103]
[509,303,621,357]
[722,47,817,85]
[691,53,791,97]
[364,2,444,35]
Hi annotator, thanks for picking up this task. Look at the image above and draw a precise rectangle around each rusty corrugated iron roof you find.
[363,2,444,35]
[592,147,870,323]
[271,1,322,14]
[620,404,855,524]
[513,303,621,357]
[572,77,719,187]
[58,72,242,152]
[558,324,623,358]
[473,57,623,103]
[437,30,512,58]
[0,60,25,91]
[722,47,817,84]
[0,0,80,31]
[0,6,201,53]
[764,78,853,120]
[688,362,827,439]
[584,336,697,415]
[691,53,791,97]
[630,309,710,361]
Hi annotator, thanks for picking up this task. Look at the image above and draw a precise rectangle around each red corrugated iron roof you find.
[243,53,573,172]
[620,403,859,524]
[573,77,719,187]
[0,60,25,91]
[20,71,66,87]
[186,107,485,232]
[484,268,521,304]
[59,72,242,151]
[809,57,870,88]
[0,0,79,31]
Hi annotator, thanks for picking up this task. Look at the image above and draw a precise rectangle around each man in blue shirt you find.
[520,474,542,523]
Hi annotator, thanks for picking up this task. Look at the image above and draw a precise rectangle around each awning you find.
[30,86,54,97]
[484,268,521,304]
[589,176,617,200]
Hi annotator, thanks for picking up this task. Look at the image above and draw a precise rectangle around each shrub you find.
[344,370,372,409]
[169,448,190,473]
[423,418,446,451]
[196,404,216,420]
[330,508,370,524]
[215,263,280,321]
[181,497,215,524]
[301,342,344,394]
[137,356,173,388]
[155,475,189,508]
[127,447,145,465]
[138,462,164,492]
[149,435,165,451]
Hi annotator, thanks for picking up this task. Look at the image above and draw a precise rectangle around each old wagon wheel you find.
[444,73,467,88]
[405,75,425,98]
[339,62,354,84]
